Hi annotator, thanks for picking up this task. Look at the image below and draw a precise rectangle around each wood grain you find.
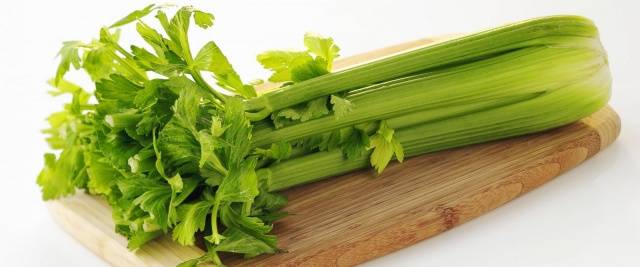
[47,36,621,267]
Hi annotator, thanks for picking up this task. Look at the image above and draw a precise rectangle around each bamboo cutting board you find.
[47,37,621,266]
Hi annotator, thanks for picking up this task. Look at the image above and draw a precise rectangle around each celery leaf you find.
[304,32,340,70]
[110,4,160,28]
[330,95,354,119]
[369,121,404,173]
[172,200,213,245]
[194,10,215,29]
[194,41,256,98]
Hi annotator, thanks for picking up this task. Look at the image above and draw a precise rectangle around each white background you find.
[0,0,638,266]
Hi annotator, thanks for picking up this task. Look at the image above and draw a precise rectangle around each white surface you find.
[0,0,638,266]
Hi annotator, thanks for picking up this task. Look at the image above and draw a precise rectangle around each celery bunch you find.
[37,5,610,266]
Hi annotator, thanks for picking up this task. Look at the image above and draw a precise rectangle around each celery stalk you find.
[252,38,607,148]
[247,16,600,114]
[261,20,610,191]
[265,63,610,191]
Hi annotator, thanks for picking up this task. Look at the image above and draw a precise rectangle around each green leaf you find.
[84,27,148,83]
[54,41,83,85]
[269,142,292,160]
[197,130,226,174]
[165,7,194,61]
[257,187,287,214]
[110,4,159,28]
[167,174,183,192]
[330,95,354,119]
[215,228,276,258]
[157,120,200,175]
[93,126,142,170]
[194,41,256,98]
[47,80,92,118]
[155,10,171,34]
[216,159,259,203]
[171,84,201,134]
[172,201,213,245]
[220,98,253,168]
[177,253,222,267]
[210,117,228,138]
[37,153,78,200]
[174,178,199,205]
[251,184,288,224]
[42,112,68,149]
[254,142,292,161]
[164,75,201,96]
[99,27,122,45]
[95,74,144,110]
[155,84,202,175]
[217,204,279,257]
[194,10,215,29]
[133,79,162,109]
[127,230,162,250]
[47,79,83,96]
[271,97,329,128]
[135,21,189,77]
[369,121,404,173]
[304,32,340,70]
[290,58,329,82]
[130,45,162,69]
[256,50,313,82]
[86,153,120,195]
[127,146,157,174]
[257,33,339,83]
[342,128,370,160]
[84,51,115,82]
[132,183,172,231]
[135,21,168,57]
[166,173,183,227]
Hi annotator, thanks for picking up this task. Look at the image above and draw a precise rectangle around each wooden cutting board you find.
[47,36,621,267]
